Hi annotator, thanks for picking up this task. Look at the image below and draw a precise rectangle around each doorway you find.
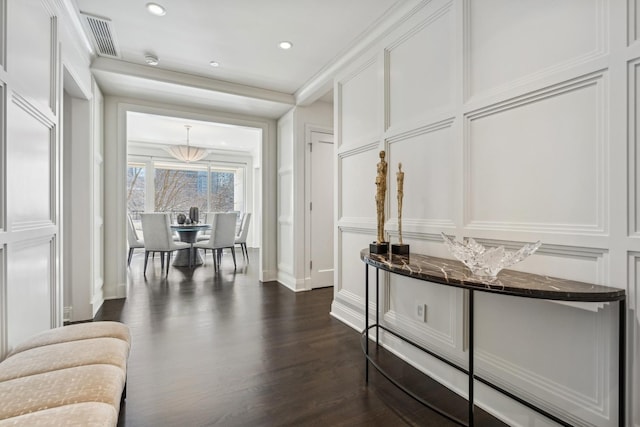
[308,130,334,289]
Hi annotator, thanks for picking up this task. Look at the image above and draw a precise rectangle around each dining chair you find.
[194,212,238,271]
[234,212,251,263]
[196,212,216,242]
[140,213,191,276]
[126,214,145,266]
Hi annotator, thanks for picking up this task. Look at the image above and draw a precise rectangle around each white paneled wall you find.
[0,0,96,356]
[1,0,61,356]
[331,1,636,426]
[277,110,295,288]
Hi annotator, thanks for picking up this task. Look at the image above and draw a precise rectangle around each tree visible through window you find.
[210,171,234,212]
[127,162,239,220]
[155,167,208,215]
[127,165,145,220]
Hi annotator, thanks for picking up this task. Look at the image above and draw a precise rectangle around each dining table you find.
[170,223,211,267]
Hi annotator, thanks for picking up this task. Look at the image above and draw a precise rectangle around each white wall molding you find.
[0,0,5,71]
[385,117,455,144]
[629,0,640,47]
[384,1,454,131]
[475,304,613,427]
[0,245,6,358]
[10,93,56,128]
[384,307,457,351]
[8,94,57,232]
[336,57,380,149]
[462,0,608,102]
[296,0,429,106]
[276,270,298,292]
[627,252,640,427]
[629,59,640,238]
[464,71,608,235]
[337,140,379,158]
[330,289,366,332]
[337,221,376,233]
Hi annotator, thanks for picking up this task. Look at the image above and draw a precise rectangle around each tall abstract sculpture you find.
[392,163,409,255]
[370,150,389,254]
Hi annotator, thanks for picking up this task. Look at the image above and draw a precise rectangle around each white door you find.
[310,131,334,289]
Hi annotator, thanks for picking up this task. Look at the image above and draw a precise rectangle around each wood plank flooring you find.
[96,249,508,427]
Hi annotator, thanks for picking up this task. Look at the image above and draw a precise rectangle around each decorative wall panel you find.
[631,59,640,236]
[339,144,379,220]
[386,2,454,129]
[466,0,605,98]
[0,245,5,357]
[7,238,53,349]
[278,223,293,275]
[339,58,380,148]
[7,96,54,229]
[277,168,293,275]
[629,253,640,427]
[475,292,614,425]
[337,228,375,298]
[632,0,640,45]
[465,73,606,233]
[387,120,455,229]
[0,0,5,71]
[387,274,458,349]
[0,83,4,231]
[7,0,55,111]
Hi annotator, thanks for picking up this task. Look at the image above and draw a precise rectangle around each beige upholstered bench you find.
[0,321,131,426]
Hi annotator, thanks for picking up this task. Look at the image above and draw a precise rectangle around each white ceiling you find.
[72,0,406,118]
[127,112,262,155]
[71,0,408,155]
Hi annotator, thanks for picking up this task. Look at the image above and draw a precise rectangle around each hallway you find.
[97,250,506,426]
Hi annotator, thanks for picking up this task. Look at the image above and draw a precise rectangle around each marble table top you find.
[361,249,625,302]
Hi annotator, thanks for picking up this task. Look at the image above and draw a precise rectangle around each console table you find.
[360,249,626,427]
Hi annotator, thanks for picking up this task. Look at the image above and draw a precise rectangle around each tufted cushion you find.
[0,338,129,382]
[7,322,130,357]
[0,364,125,420]
[0,402,118,426]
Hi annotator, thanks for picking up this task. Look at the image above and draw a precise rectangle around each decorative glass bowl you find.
[441,233,541,279]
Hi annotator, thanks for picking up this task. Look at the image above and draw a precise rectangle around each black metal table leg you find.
[376,267,379,344]
[469,289,475,426]
[619,298,626,427]
[365,263,369,383]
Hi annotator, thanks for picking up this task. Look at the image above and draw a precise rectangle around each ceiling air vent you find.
[80,12,120,58]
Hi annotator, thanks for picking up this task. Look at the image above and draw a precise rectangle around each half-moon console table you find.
[360,249,626,427]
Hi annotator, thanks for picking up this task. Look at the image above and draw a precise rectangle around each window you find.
[127,163,145,221]
[127,160,245,220]
[154,163,208,217]
[209,169,235,212]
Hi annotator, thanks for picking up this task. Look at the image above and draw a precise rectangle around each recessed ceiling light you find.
[209,61,220,67]
[146,2,166,16]
[279,41,293,50]
[144,54,159,66]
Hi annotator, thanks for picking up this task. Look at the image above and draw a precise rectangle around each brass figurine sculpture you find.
[396,163,404,244]
[391,162,410,256]
[375,150,388,244]
[370,150,389,254]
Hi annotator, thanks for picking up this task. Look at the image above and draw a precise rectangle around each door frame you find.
[304,125,334,290]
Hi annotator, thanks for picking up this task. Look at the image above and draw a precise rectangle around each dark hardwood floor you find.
[96,249,508,427]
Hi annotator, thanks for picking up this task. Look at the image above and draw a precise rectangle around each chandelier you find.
[165,125,209,162]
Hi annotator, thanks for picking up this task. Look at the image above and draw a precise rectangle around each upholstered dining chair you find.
[140,213,191,276]
[234,212,251,263]
[196,212,216,242]
[194,212,238,271]
[126,214,145,267]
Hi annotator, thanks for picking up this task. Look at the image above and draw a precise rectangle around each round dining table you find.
[170,224,211,267]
